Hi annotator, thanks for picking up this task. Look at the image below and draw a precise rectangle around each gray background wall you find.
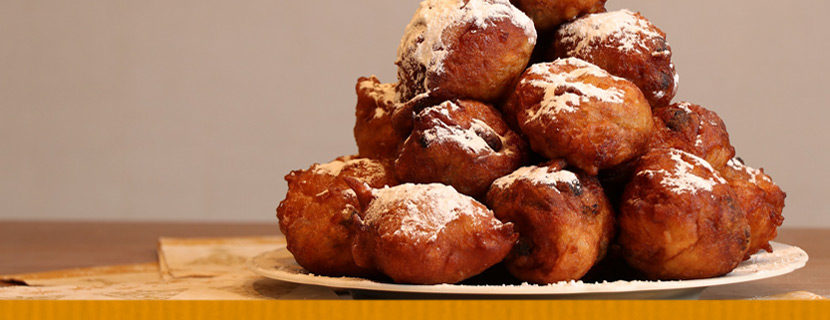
[1,0,827,226]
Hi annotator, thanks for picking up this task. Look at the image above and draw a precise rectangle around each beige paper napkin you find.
[157,236,284,279]
[0,235,340,300]
[0,271,336,300]
[1,263,161,287]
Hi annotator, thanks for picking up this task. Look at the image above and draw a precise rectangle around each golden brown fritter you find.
[394,99,529,198]
[552,10,677,108]
[503,58,654,175]
[650,102,735,170]
[276,156,398,277]
[721,157,786,259]
[348,181,517,284]
[353,76,408,160]
[396,0,536,103]
[601,101,732,208]
[619,148,750,280]
[486,161,615,284]
[511,0,606,31]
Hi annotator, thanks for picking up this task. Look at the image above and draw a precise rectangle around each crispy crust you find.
[486,162,615,284]
[619,148,750,280]
[650,102,735,170]
[354,76,407,160]
[349,183,517,284]
[504,59,654,175]
[276,156,398,277]
[720,157,786,259]
[511,0,607,31]
[394,99,529,197]
[552,10,677,108]
[397,2,536,103]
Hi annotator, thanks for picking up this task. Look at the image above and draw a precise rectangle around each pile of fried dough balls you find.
[277,0,785,285]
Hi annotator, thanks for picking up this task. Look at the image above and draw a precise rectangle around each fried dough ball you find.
[276,156,398,277]
[602,101,733,205]
[619,148,750,280]
[486,161,615,284]
[721,157,786,259]
[511,0,606,32]
[650,102,735,170]
[394,99,529,197]
[503,58,653,175]
[396,0,537,103]
[347,181,517,284]
[552,10,677,108]
[354,76,408,160]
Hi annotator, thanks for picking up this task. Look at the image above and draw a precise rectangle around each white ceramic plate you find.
[248,242,808,299]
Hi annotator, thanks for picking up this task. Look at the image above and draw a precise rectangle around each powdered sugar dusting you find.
[639,149,726,195]
[307,158,387,201]
[363,183,489,243]
[726,158,774,185]
[359,80,398,105]
[373,108,387,119]
[397,0,536,86]
[358,78,401,119]
[653,90,665,99]
[419,101,493,154]
[421,125,492,154]
[312,161,347,176]
[729,245,806,275]
[558,9,665,55]
[492,165,579,189]
[671,63,680,92]
[523,59,625,123]
[311,158,385,180]
[470,118,512,155]
[676,101,693,113]
[670,102,705,148]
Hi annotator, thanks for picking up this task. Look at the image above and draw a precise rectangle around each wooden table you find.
[1,221,827,299]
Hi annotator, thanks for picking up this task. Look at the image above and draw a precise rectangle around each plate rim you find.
[247,241,808,296]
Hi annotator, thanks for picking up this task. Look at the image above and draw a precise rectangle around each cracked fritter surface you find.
[721,157,786,259]
[349,182,517,284]
[619,148,749,280]
[650,102,735,170]
[552,10,677,108]
[396,0,537,103]
[511,0,606,31]
[353,76,409,160]
[486,161,615,284]
[276,156,398,277]
[394,99,528,198]
[503,58,653,175]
